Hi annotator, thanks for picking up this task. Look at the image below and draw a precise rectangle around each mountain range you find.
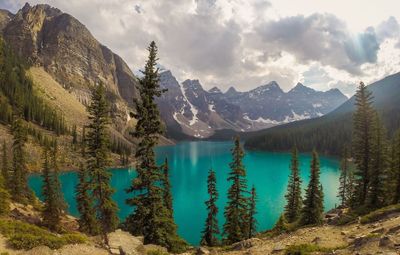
[0,3,348,142]
[244,72,400,155]
[157,70,347,139]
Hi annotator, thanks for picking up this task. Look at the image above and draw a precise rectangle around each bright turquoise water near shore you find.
[28,141,340,245]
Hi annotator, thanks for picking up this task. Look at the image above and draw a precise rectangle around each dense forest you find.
[244,73,400,155]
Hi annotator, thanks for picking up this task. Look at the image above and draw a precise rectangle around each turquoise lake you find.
[28,141,340,245]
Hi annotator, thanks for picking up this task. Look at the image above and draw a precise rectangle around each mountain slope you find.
[244,72,400,155]
[1,3,139,133]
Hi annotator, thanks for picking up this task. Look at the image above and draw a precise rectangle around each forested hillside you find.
[244,73,400,155]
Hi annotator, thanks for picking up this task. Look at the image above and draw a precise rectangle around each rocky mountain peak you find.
[0,9,14,32]
[250,81,283,96]
[182,79,203,91]
[208,86,222,94]
[159,70,180,89]
[2,3,140,131]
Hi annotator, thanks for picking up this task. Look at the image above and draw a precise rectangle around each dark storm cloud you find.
[255,13,380,74]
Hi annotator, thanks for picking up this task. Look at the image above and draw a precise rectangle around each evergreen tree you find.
[41,145,61,231]
[352,82,375,206]
[81,126,86,157]
[247,185,257,239]
[162,158,173,213]
[11,118,32,204]
[125,42,186,252]
[223,136,249,244]
[273,214,288,234]
[337,147,350,207]
[284,146,302,223]
[1,140,9,187]
[367,115,388,208]
[50,140,67,215]
[0,173,10,215]
[300,150,324,226]
[76,163,98,235]
[72,125,78,145]
[86,83,119,244]
[201,169,219,247]
[392,131,400,204]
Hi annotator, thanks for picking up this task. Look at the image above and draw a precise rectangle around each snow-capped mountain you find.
[157,70,347,139]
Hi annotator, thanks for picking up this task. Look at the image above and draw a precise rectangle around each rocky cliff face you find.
[0,9,13,32]
[1,3,140,130]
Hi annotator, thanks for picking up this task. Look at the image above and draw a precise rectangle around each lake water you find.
[28,141,340,245]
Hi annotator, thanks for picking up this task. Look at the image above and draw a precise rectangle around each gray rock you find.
[232,238,262,250]
[371,227,385,234]
[108,229,143,255]
[272,243,286,252]
[196,247,210,255]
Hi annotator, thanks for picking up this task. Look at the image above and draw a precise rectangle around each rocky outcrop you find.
[0,9,13,32]
[2,3,140,131]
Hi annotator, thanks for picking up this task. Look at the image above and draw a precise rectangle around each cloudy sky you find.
[2,0,400,96]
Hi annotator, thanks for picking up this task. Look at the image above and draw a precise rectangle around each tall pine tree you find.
[367,114,388,208]
[76,162,98,235]
[1,140,8,187]
[11,118,32,204]
[86,83,119,244]
[162,158,173,213]
[337,147,351,207]
[284,146,302,223]
[392,130,400,204]
[352,82,375,206]
[125,42,186,252]
[201,169,219,247]
[223,136,249,244]
[300,150,324,226]
[41,145,59,231]
[51,140,67,214]
[247,185,257,239]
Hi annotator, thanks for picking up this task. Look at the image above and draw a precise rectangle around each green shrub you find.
[166,236,188,253]
[285,244,344,255]
[0,219,86,250]
[147,250,169,255]
[360,204,400,224]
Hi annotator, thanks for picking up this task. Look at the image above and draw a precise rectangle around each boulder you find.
[108,229,143,255]
[387,225,400,234]
[272,243,286,252]
[196,247,210,255]
[232,238,262,250]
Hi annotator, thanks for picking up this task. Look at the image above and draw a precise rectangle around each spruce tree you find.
[273,214,288,234]
[72,125,78,145]
[223,136,249,244]
[247,185,257,239]
[11,118,32,204]
[201,169,219,247]
[0,174,10,215]
[392,131,400,204]
[284,146,302,223]
[367,115,387,208]
[41,145,61,231]
[352,82,375,206]
[51,140,67,213]
[86,83,119,244]
[1,140,9,187]
[337,147,350,207]
[162,158,173,213]
[76,163,98,235]
[125,42,186,252]
[300,150,324,226]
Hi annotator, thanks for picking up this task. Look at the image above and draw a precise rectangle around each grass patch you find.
[360,204,400,224]
[146,250,169,255]
[0,219,87,250]
[285,244,345,255]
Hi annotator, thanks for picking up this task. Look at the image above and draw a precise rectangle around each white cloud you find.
[1,0,400,96]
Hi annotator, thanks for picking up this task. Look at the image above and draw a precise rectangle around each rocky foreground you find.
[1,204,400,255]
